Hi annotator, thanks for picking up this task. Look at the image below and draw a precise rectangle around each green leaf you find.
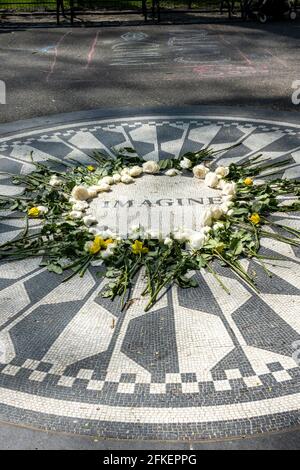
[47,263,63,274]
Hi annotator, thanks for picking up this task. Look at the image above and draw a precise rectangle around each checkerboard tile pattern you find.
[1,360,296,394]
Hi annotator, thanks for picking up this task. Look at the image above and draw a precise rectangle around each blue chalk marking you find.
[39,46,56,54]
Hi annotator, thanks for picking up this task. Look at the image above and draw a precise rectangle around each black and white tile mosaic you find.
[0,110,299,440]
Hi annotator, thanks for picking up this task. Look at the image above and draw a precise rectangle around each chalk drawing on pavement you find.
[110,32,161,66]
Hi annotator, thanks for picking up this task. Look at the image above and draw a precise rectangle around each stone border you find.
[0,106,299,138]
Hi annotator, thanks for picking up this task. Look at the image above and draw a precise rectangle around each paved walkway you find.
[0,106,299,444]
[0,420,299,450]
[0,21,299,123]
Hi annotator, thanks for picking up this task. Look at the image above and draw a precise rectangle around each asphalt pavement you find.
[0,21,299,123]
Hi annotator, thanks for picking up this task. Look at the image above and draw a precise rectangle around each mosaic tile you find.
[0,112,299,440]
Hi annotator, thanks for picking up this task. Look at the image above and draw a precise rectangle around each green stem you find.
[207,263,230,294]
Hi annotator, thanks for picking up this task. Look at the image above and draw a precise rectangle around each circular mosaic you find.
[0,108,300,440]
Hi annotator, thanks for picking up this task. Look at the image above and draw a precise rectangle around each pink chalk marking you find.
[85,32,99,70]
[217,32,253,67]
[191,63,269,79]
[46,31,71,82]
[162,64,269,80]
[264,49,288,68]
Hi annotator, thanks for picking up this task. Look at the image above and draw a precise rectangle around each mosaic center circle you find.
[89,174,222,237]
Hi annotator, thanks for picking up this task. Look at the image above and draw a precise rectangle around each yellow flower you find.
[87,165,95,172]
[28,207,40,218]
[88,236,103,255]
[132,240,149,255]
[249,213,260,225]
[103,238,114,247]
[244,177,253,186]
[87,236,115,255]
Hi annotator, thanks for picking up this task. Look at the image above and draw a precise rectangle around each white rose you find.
[204,172,219,189]
[164,237,173,246]
[188,231,207,250]
[203,225,212,234]
[83,215,98,227]
[222,194,234,202]
[49,175,63,187]
[220,201,234,214]
[215,166,229,178]
[193,164,209,179]
[200,208,213,227]
[97,229,116,239]
[173,230,185,242]
[37,205,48,214]
[69,210,83,219]
[130,224,141,233]
[72,201,89,212]
[145,229,160,239]
[179,157,192,169]
[218,179,226,190]
[101,176,114,185]
[165,169,180,177]
[97,182,111,192]
[112,173,122,183]
[222,182,237,196]
[71,185,90,201]
[142,160,160,174]
[213,221,225,231]
[121,174,134,184]
[129,166,143,177]
[101,247,115,259]
[68,197,77,204]
[173,227,193,242]
[88,188,98,199]
[210,205,224,220]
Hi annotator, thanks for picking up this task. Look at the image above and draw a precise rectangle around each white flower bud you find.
[188,231,207,250]
[200,208,213,227]
[72,201,89,211]
[142,160,160,174]
[97,183,111,192]
[121,167,130,175]
[121,174,134,184]
[71,185,90,201]
[129,166,143,177]
[83,215,98,227]
[193,164,209,179]
[49,175,63,187]
[88,188,98,199]
[222,182,237,196]
[165,168,180,177]
[215,166,229,178]
[164,237,173,246]
[36,205,48,214]
[101,176,114,185]
[69,210,83,219]
[210,205,224,220]
[179,157,192,169]
[204,172,219,189]
[112,173,122,183]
